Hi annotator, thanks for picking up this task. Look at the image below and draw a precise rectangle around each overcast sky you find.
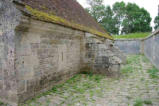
[77,0,159,28]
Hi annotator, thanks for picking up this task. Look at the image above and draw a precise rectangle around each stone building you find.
[0,0,125,105]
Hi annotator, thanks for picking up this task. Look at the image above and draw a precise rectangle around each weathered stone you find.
[114,39,142,55]
[144,32,159,70]
[0,0,125,105]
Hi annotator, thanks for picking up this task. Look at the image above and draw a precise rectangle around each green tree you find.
[86,1,152,34]
[101,6,119,34]
[86,0,105,22]
[112,2,126,34]
[154,16,159,29]
[121,3,152,34]
[86,0,119,34]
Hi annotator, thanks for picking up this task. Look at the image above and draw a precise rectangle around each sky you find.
[77,0,159,29]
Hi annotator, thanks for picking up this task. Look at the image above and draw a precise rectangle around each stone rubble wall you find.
[0,0,125,105]
[83,33,126,77]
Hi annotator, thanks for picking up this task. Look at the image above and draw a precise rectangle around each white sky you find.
[77,0,159,28]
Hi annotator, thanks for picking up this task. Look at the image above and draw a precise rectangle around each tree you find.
[86,1,152,35]
[101,6,119,34]
[122,3,152,34]
[112,2,126,34]
[87,0,103,7]
[86,0,105,22]
[86,0,119,34]
[154,16,159,29]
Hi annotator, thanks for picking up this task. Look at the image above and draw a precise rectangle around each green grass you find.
[25,73,106,105]
[143,100,153,105]
[113,32,150,39]
[147,67,159,79]
[134,99,143,106]
[121,65,133,75]
[133,98,152,106]
[121,55,142,76]
[0,101,4,106]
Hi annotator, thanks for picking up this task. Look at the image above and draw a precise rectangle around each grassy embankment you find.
[113,32,150,39]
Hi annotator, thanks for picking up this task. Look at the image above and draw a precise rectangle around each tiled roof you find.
[14,0,113,39]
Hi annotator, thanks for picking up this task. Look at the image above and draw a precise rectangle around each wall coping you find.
[143,28,159,40]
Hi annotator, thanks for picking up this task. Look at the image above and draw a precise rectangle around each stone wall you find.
[83,33,125,77]
[114,29,159,70]
[0,0,21,105]
[144,32,159,70]
[15,16,85,103]
[114,39,144,54]
[0,1,125,105]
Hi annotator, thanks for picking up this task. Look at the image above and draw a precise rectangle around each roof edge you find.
[25,5,113,40]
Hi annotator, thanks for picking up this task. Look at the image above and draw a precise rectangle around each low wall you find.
[114,29,159,70]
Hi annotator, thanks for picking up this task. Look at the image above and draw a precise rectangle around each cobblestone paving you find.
[18,55,159,106]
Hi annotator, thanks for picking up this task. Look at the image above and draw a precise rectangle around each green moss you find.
[25,5,113,40]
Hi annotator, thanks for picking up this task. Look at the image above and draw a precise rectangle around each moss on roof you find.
[25,5,113,39]
[15,0,113,39]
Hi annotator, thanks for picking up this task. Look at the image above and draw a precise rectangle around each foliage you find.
[134,98,143,106]
[143,100,153,105]
[86,1,152,35]
[123,3,152,34]
[147,67,159,79]
[0,101,4,105]
[25,73,105,105]
[154,16,159,30]
[112,1,126,34]
[86,0,119,34]
[101,6,119,34]
[133,98,152,106]
[113,32,150,39]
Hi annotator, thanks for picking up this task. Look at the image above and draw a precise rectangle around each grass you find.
[121,55,142,76]
[121,65,133,75]
[113,32,150,39]
[147,67,159,79]
[0,101,4,106]
[23,55,157,106]
[134,98,143,106]
[25,73,106,105]
[134,98,152,106]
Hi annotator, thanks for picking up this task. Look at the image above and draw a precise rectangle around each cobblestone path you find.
[21,55,159,106]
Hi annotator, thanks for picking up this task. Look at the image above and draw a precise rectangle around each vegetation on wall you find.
[25,5,113,40]
[86,0,152,35]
